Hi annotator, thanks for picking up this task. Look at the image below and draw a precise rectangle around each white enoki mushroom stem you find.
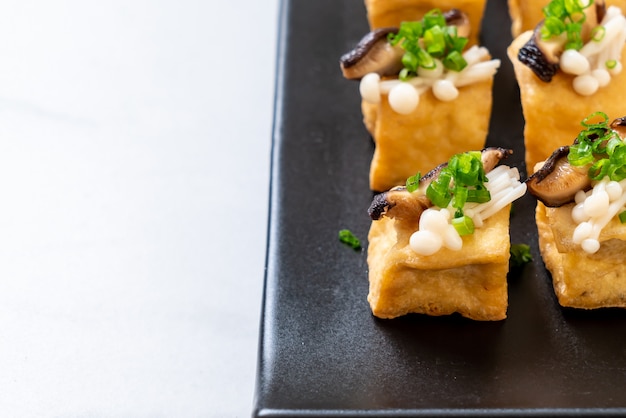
[470,167,527,221]
[609,26,626,71]
[379,78,427,94]
[462,46,490,66]
[453,60,501,87]
[408,166,526,256]
[602,4,622,24]
[360,46,499,113]
[561,6,626,96]
[571,178,626,254]
[559,7,626,95]
[579,14,626,58]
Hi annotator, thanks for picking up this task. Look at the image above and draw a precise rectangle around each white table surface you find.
[0,1,278,416]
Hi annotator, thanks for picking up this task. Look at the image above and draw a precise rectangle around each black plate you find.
[253,0,626,416]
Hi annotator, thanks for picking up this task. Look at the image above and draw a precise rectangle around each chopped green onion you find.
[425,151,490,235]
[452,215,475,236]
[399,68,411,81]
[389,10,470,78]
[568,142,595,166]
[542,16,566,37]
[449,151,484,185]
[426,171,453,208]
[510,243,533,267]
[540,0,593,50]
[422,9,446,29]
[543,0,566,20]
[581,111,609,128]
[591,26,606,42]
[424,26,446,57]
[588,159,610,180]
[401,51,419,72]
[405,172,421,192]
[452,186,469,210]
[416,48,436,69]
[607,135,623,154]
[443,50,468,72]
[466,187,491,203]
[338,229,361,250]
[568,111,626,182]
[606,59,618,69]
[619,210,626,223]
[565,22,584,50]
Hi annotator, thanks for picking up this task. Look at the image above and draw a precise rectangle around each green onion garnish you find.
[443,50,467,72]
[619,210,626,223]
[425,151,490,235]
[424,26,446,57]
[338,229,361,250]
[387,9,468,79]
[426,171,454,208]
[540,0,593,50]
[591,25,606,42]
[452,215,475,236]
[606,59,618,69]
[406,172,422,192]
[423,8,446,29]
[510,243,533,267]
[568,111,626,182]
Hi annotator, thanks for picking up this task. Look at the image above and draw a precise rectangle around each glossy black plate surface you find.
[254,0,626,416]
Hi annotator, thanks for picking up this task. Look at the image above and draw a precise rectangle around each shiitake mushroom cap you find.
[526,146,592,207]
[340,9,473,80]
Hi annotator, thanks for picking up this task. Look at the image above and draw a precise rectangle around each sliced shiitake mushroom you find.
[518,0,605,82]
[340,9,472,80]
[517,24,562,82]
[526,146,592,207]
[340,28,404,80]
[368,147,513,221]
[443,9,471,39]
[610,115,626,139]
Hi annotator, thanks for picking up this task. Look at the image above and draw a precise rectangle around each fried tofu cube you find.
[508,31,626,173]
[536,202,626,309]
[367,206,511,321]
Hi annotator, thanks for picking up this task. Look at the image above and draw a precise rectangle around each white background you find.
[0,0,278,416]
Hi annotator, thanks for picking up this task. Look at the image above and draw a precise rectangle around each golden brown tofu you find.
[508,32,626,172]
[367,205,511,321]
[363,80,493,192]
[508,0,626,38]
[364,0,487,46]
[536,202,626,309]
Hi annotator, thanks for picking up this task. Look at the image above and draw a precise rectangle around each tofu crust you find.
[536,202,626,309]
[367,206,511,321]
[363,80,493,192]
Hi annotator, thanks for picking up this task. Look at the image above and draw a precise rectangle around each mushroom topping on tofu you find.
[340,9,501,111]
[443,8,471,39]
[369,148,526,255]
[527,113,626,207]
[517,0,616,85]
[340,28,404,80]
[526,146,592,207]
[340,9,473,81]
[530,113,626,254]
[517,25,562,82]
[368,147,514,222]
[610,115,626,138]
